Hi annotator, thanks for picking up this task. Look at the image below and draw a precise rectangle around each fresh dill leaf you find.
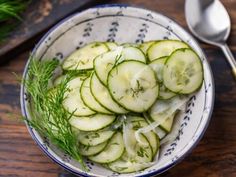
[0,0,30,41]
[130,80,144,98]
[113,54,122,67]
[91,42,101,48]
[112,54,123,75]
[132,121,141,130]
[63,68,93,76]
[0,0,29,21]
[24,57,86,169]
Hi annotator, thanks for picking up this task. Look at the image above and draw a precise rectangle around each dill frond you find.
[0,0,29,41]
[24,57,86,169]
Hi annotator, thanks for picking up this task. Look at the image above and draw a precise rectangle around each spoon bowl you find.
[185,0,236,78]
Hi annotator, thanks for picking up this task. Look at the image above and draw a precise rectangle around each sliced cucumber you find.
[62,42,108,70]
[105,42,118,50]
[122,118,153,161]
[108,61,159,112]
[139,41,155,55]
[78,129,115,146]
[163,48,203,94]
[147,40,189,61]
[149,56,167,82]
[63,76,95,116]
[140,124,159,158]
[89,132,125,163]
[70,114,116,131]
[94,46,146,85]
[131,118,159,157]
[79,141,108,156]
[90,73,128,114]
[150,110,176,133]
[108,158,152,173]
[122,46,146,63]
[159,113,175,133]
[158,84,176,100]
[149,96,187,133]
[94,46,123,85]
[108,135,152,173]
[122,135,152,163]
[149,57,176,100]
[80,77,112,114]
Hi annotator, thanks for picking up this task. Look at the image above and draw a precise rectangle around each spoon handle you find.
[220,44,236,78]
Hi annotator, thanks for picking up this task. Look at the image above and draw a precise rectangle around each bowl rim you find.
[20,4,215,177]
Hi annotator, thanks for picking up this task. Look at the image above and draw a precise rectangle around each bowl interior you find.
[21,5,214,177]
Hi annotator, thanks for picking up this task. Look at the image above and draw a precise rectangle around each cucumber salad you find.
[27,40,203,173]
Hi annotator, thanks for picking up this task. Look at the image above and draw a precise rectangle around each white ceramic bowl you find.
[21,4,214,177]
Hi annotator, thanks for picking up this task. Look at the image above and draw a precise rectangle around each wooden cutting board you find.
[0,0,105,64]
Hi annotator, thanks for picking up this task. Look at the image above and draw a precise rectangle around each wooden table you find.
[0,1,236,177]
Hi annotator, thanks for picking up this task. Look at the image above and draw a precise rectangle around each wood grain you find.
[0,0,236,177]
[0,0,103,64]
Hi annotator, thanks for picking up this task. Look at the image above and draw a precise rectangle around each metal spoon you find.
[185,0,236,78]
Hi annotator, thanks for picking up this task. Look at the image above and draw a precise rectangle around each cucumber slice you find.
[105,42,118,50]
[147,40,189,61]
[163,48,203,94]
[109,119,153,173]
[63,77,95,116]
[78,129,115,146]
[131,118,159,157]
[94,46,146,85]
[108,61,159,112]
[70,114,116,131]
[94,46,123,85]
[122,46,146,63]
[150,110,176,133]
[139,41,155,55]
[122,118,153,161]
[89,132,125,163]
[149,96,187,133]
[149,56,167,82]
[90,73,128,114]
[80,77,112,114]
[79,141,108,156]
[108,158,152,173]
[108,135,152,173]
[149,57,176,100]
[159,84,176,100]
[159,113,175,133]
[62,42,108,70]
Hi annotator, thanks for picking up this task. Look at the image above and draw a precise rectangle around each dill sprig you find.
[24,57,86,169]
[0,0,29,41]
[130,80,144,98]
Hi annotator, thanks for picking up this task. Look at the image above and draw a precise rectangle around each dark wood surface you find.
[0,0,103,64]
[0,0,236,177]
